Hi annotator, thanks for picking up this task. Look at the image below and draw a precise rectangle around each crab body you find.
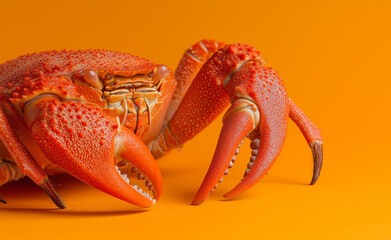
[0,40,323,208]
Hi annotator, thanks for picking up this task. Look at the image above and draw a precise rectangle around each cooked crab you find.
[0,40,322,208]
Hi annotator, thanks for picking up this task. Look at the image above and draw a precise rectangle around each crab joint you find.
[222,97,260,131]
[23,94,61,128]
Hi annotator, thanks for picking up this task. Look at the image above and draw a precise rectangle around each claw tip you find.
[41,178,66,209]
[191,197,205,206]
[310,140,323,185]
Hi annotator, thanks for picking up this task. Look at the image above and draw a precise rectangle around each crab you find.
[0,40,323,209]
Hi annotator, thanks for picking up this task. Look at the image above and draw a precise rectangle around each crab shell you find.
[0,42,323,209]
[0,50,176,207]
[1,50,176,143]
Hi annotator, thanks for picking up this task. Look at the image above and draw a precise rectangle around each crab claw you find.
[192,100,258,204]
[26,97,161,207]
[192,61,289,205]
[150,43,320,205]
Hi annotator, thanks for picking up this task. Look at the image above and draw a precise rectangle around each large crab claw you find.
[150,43,322,205]
[191,59,290,204]
[25,97,162,207]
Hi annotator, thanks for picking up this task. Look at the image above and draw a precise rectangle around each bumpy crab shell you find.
[0,50,176,142]
[0,41,323,209]
[0,50,177,208]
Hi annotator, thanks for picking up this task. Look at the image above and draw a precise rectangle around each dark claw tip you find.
[41,178,66,209]
[310,140,323,185]
[0,197,6,204]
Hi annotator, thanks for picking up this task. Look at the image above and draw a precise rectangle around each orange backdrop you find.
[0,0,390,239]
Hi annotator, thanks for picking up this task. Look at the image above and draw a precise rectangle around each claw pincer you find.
[27,98,161,207]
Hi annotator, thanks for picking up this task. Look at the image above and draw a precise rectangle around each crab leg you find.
[289,99,323,184]
[0,141,22,204]
[165,39,225,121]
[26,97,162,207]
[0,103,65,208]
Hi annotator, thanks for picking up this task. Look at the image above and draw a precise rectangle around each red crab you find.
[0,40,323,209]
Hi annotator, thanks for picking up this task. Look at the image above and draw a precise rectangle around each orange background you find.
[0,0,390,239]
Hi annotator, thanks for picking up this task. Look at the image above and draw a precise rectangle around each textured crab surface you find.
[0,41,323,209]
[0,49,176,208]
[0,49,154,89]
